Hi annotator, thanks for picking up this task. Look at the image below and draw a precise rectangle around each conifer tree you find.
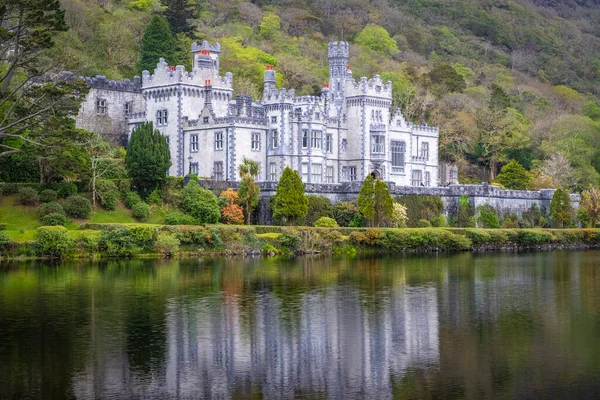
[549,188,573,228]
[125,122,171,198]
[139,15,178,73]
[374,178,394,227]
[161,0,197,35]
[273,166,308,225]
[357,174,375,224]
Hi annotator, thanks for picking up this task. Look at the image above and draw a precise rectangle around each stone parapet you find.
[83,75,141,92]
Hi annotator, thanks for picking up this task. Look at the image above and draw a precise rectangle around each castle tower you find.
[191,41,220,73]
[328,42,349,98]
[263,65,276,99]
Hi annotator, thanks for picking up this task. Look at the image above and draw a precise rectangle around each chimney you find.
[203,79,212,107]
[263,64,276,99]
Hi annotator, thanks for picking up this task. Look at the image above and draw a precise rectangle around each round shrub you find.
[55,182,78,198]
[38,189,58,203]
[221,204,244,225]
[314,216,339,227]
[99,228,138,257]
[417,219,432,228]
[122,191,142,209]
[154,232,180,256]
[41,213,68,226]
[16,187,38,205]
[0,231,12,250]
[146,188,163,206]
[132,202,150,221]
[182,181,220,224]
[279,230,302,250]
[95,180,119,210]
[1,183,19,195]
[39,201,65,217]
[164,210,198,225]
[35,226,73,258]
[62,195,92,218]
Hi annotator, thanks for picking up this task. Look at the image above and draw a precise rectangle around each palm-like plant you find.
[238,158,260,224]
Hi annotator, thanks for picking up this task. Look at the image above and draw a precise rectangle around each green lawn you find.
[0,195,165,234]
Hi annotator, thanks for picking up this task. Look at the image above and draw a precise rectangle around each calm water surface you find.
[1,252,600,399]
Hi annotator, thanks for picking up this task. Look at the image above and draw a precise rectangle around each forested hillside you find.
[54,0,600,187]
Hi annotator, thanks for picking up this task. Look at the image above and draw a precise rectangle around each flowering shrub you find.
[219,188,240,205]
[221,204,244,225]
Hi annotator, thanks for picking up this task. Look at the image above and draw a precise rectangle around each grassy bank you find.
[2,223,600,260]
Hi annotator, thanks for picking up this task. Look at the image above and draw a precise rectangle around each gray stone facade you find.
[76,41,440,187]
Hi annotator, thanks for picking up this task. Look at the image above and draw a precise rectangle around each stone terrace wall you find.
[197,180,580,223]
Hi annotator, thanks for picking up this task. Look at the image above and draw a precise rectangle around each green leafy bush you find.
[502,214,520,228]
[314,216,339,227]
[76,231,101,253]
[122,191,142,209]
[349,214,366,227]
[39,201,66,217]
[1,183,18,195]
[0,223,6,231]
[96,180,119,210]
[35,226,73,258]
[63,195,92,218]
[182,180,220,223]
[522,204,542,228]
[16,187,38,205]
[38,189,58,203]
[477,205,500,228]
[417,219,432,228]
[146,188,163,205]
[0,231,12,250]
[431,214,448,227]
[457,195,475,227]
[54,182,78,198]
[41,213,68,226]
[305,195,332,226]
[517,230,554,246]
[279,230,302,250]
[154,232,180,255]
[550,188,574,228]
[332,200,360,227]
[99,228,139,257]
[131,202,150,221]
[164,210,198,225]
[129,225,156,246]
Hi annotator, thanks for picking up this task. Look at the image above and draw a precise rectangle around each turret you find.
[328,41,349,97]
[263,65,276,99]
[191,41,220,73]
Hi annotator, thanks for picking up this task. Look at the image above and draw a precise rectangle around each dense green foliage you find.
[305,196,332,226]
[181,179,220,224]
[457,195,475,227]
[273,167,308,225]
[396,195,445,227]
[35,226,73,257]
[494,160,533,190]
[62,195,92,218]
[16,187,39,206]
[41,213,68,227]
[357,175,375,223]
[139,15,178,72]
[314,217,339,228]
[39,189,58,203]
[125,122,171,198]
[477,205,501,229]
[549,188,574,228]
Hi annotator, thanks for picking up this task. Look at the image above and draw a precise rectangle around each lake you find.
[1,252,600,399]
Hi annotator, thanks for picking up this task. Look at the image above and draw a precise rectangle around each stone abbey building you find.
[77,41,443,187]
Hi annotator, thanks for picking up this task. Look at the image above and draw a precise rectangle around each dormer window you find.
[96,99,107,115]
[203,116,209,124]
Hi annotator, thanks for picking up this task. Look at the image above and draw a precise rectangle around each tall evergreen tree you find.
[161,0,196,35]
[273,166,308,225]
[357,174,375,224]
[139,15,178,73]
[373,179,393,227]
[125,122,171,198]
[549,188,573,228]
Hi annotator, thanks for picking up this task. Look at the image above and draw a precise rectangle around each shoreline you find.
[2,224,600,260]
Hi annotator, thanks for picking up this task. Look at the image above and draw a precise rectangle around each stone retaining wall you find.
[197,180,580,223]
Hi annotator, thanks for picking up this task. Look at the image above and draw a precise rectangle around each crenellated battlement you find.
[328,41,349,59]
[141,58,233,90]
[83,75,141,92]
[345,75,393,99]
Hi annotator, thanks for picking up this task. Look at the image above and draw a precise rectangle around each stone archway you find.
[371,170,380,180]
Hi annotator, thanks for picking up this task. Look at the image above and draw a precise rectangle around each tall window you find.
[421,142,429,160]
[271,116,277,123]
[156,109,168,125]
[371,135,385,154]
[190,134,199,152]
[425,171,431,187]
[391,141,406,170]
[412,170,422,186]
[213,162,224,181]
[312,164,322,183]
[190,163,198,175]
[349,166,357,181]
[302,130,309,148]
[325,134,333,152]
[326,166,334,183]
[251,133,260,151]
[311,130,322,149]
[271,130,278,148]
[269,163,277,181]
[124,102,132,114]
[214,132,223,150]
[302,163,309,182]
[96,99,107,115]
